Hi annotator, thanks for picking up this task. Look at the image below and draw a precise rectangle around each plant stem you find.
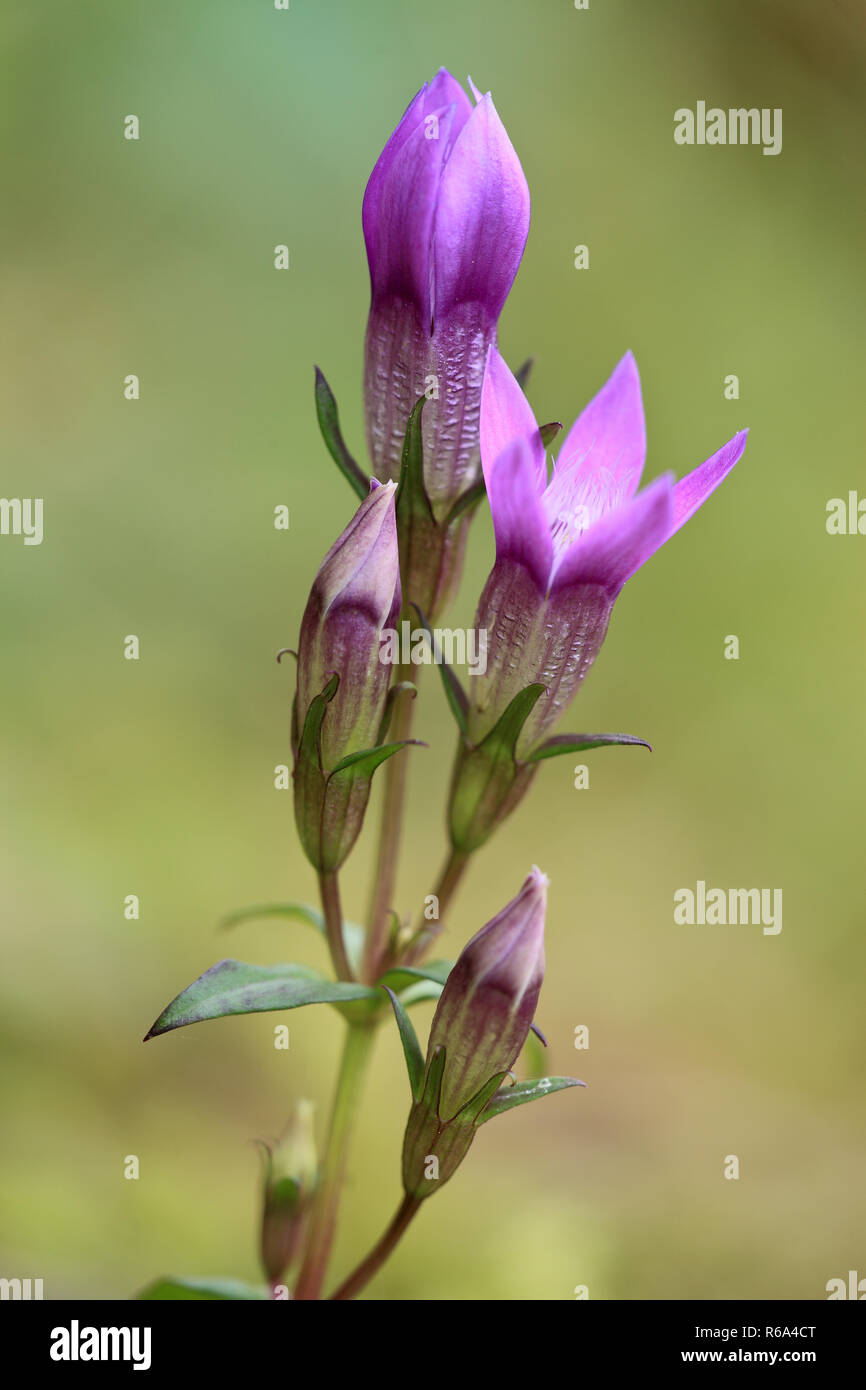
[319,869,354,981]
[330,1193,421,1300]
[405,846,470,963]
[363,661,415,981]
[293,1020,377,1300]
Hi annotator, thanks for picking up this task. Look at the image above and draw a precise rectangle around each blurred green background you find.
[2,0,865,1300]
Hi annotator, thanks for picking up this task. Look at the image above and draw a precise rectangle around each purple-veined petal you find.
[432,92,530,326]
[549,352,647,532]
[550,472,674,596]
[480,345,546,493]
[487,438,553,593]
[669,429,748,539]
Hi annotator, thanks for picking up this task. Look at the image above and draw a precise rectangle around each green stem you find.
[330,1193,421,1300]
[405,846,470,963]
[293,1021,377,1300]
[319,869,354,982]
[363,662,415,981]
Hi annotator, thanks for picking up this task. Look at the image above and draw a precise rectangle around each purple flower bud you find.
[362,70,530,615]
[293,481,401,871]
[402,869,547,1198]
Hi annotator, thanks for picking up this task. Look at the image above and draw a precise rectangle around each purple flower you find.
[402,868,547,1198]
[362,69,530,615]
[293,481,402,871]
[469,347,749,756]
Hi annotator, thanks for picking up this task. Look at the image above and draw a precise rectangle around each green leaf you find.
[329,739,423,779]
[538,421,562,450]
[144,960,378,1039]
[220,902,324,932]
[476,1075,586,1125]
[395,396,435,526]
[526,731,652,763]
[411,602,469,735]
[136,1276,269,1301]
[314,367,369,501]
[398,979,446,1007]
[377,960,453,994]
[383,986,425,1101]
[443,477,486,527]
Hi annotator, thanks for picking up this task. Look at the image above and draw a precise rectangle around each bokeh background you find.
[2,0,865,1300]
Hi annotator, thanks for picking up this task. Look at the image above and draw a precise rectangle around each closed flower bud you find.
[259,1101,317,1287]
[402,868,547,1198]
[293,480,401,872]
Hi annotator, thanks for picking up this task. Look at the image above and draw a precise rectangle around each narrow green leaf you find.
[383,986,425,1101]
[220,902,324,932]
[314,367,369,501]
[538,421,562,450]
[476,1075,586,1125]
[398,979,446,1007]
[527,731,652,763]
[411,602,469,735]
[144,960,378,1039]
[329,738,423,779]
[136,1276,269,1301]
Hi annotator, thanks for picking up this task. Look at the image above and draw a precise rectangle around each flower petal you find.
[487,437,553,592]
[363,100,456,323]
[432,92,530,326]
[669,429,748,539]
[480,346,546,493]
[549,352,647,527]
[550,473,674,596]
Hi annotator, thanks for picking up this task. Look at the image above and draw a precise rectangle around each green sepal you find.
[143,960,378,1039]
[514,356,534,390]
[295,672,339,787]
[455,1070,511,1126]
[314,366,369,501]
[376,680,417,744]
[329,739,422,779]
[538,421,562,449]
[395,396,434,527]
[476,1075,586,1125]
[411,602,469,735]
[383,986,425,1102]
[136,1276,269,1301]
[478,682,546,762]
[526,731,652,763]
[443,477,486,527]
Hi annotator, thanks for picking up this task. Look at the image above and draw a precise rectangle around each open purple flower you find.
[470,347,749,754]
[363,69,530,614]
[445,349,748,852]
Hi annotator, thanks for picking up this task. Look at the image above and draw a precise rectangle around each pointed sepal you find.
[383,986,425,1102]
[476,1075,586,1125]
[527,731,652,763]
[314,367,369,500]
